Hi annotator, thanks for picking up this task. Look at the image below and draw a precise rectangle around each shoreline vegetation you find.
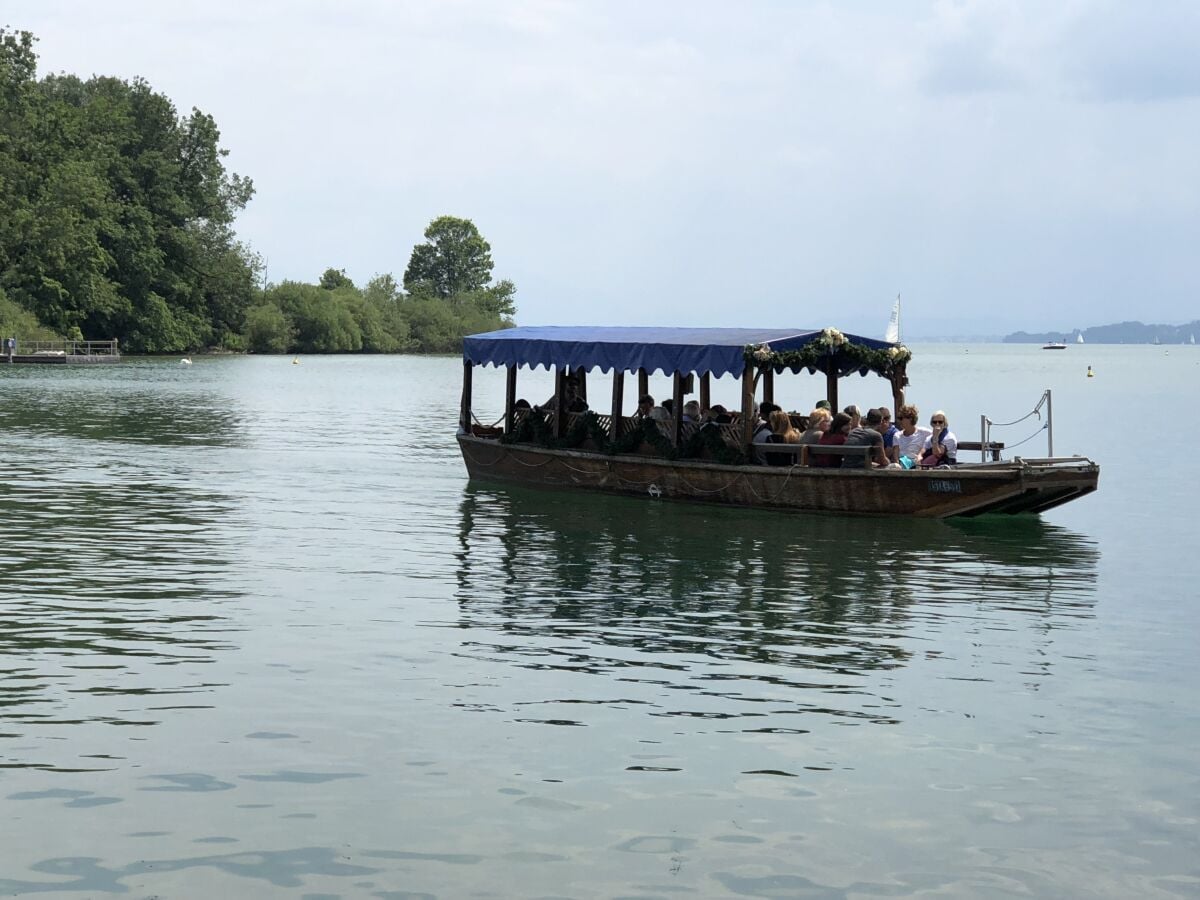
[1003,321,1200,345]
[0,29,514,355]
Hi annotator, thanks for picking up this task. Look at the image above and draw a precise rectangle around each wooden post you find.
[553,366,567,438]
[699,372,711,411]
[460,361,473,432]
[763,369,774,405]
[610,370,624,440]
[505,365,517,434]
[575,366,588,404]
[672,371,684,446]
[741,364,755,448]
[891,374,905,421]
[826,369,839,413]
[638,368,648,401]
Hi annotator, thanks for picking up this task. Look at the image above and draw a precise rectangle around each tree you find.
[0,29,258,351]
[319,267,354,291]
[243,302,293,353]
[403,215,494,298]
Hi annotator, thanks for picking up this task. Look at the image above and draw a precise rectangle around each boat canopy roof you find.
[463,326,901,379]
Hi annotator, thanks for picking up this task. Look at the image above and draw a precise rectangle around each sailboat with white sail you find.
[1077,333,1084,344]
[884,294,901,344]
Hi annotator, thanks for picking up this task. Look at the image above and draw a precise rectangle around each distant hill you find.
[1004,320,1200,344]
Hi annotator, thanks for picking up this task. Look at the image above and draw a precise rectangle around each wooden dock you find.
[4,340,121,364]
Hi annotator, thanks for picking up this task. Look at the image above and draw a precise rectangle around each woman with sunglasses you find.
[920,411,957,467]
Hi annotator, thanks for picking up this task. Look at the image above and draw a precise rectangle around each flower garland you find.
[745,327,911,379]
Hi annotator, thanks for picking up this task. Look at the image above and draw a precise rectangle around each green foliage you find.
[0,28,258,351]
[745,328,911,380]
[0,288,60,341]
[0,31,518,355]
[243,302,293,353]
[319,268,354,291]
[403,215,494,298]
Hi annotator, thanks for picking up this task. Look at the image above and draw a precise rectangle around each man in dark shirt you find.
[841,408,891,468]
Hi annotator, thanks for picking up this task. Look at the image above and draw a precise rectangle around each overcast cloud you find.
[8,0,1200,337]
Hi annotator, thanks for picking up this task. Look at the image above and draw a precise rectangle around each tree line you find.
[0,29,514,353]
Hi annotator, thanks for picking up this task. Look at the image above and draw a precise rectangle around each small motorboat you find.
[1042,342,1067,350]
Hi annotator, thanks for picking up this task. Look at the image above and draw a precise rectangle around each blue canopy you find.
[463,326,897,379]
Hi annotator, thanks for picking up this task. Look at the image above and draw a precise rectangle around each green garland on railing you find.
[745,327,911,378]
[502,412,747,465]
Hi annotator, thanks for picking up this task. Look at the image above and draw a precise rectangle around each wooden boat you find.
[456,326,1099,518]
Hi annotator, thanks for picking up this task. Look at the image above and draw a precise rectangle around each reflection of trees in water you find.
[0,463,242,759]
[0,373,245,447]
[454,484,1099,723]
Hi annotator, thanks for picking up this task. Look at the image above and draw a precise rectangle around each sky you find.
[7,0,1200,338]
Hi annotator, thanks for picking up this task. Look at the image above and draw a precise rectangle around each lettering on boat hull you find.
[928,479,962,494]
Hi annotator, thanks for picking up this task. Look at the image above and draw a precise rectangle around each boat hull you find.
[457,436,1099,518]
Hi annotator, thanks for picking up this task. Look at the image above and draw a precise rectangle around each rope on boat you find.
[987,393,1048,428]
[995,424,1048,452]
[471,411,507,428]
[674,472,749,495]
[462,441,824,502]
[983,391,1051,457]
[460,442,553,469]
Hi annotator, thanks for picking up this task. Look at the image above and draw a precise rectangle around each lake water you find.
[1,346,1197,898]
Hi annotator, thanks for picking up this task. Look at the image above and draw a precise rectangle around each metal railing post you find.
[1045,389,1053,457]
[980,414,987,463]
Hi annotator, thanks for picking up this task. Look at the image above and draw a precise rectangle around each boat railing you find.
[980,389,1053,461]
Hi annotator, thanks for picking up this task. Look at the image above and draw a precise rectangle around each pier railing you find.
[6,340,120,357]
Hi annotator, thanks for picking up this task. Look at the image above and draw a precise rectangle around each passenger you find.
[877,406,899,463]
[648,405,671,421]
[919,411,957,467]
[894,404,931,465]
[814,400,831,412]
[771,409,801,442]
[761,409,800,467]
[661,398,674,416]
[751,402,777,463]
[799,407,831,445]
[514,398,532,411]
[541,373,583,411]
[843,404,862,430]
[813,412,851,467]
[636,394,655,418]
[683,400,701,423]
[709,404,733,425]
[841,408,892,469]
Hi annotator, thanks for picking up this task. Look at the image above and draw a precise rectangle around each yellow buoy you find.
[1087,365,1094,378]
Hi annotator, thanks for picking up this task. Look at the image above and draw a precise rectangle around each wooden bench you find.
[957,441,1006,462]
[760,443,874,468]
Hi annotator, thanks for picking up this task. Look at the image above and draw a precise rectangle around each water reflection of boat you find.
[452,483,1100,717]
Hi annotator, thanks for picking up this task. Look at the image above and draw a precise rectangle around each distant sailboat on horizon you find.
[1191,334,1196,345]
[1077,332,1084,344]
[884,294,901,344]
